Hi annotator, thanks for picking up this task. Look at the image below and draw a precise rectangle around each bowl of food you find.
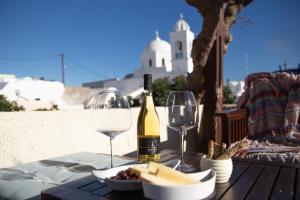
[92,159,180,191]
[201,140,248,183]
[92,164,145,191]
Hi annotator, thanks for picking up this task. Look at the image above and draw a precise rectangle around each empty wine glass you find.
[166,91,198,172]
[91,88,132,168]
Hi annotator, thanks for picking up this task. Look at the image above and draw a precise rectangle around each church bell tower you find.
[170,14,194,73]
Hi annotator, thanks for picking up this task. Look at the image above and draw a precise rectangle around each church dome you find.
[174,14,190,32]
[144,31,171,52]
[141,31,172,69]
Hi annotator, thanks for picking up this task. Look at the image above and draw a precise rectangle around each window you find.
[175,53,183,59]
[175,41,183,59]
[162,58,165,66]
[176,41,183,51]
[149,59,152,67]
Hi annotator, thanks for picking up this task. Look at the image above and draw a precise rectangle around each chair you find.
[215,108,248,145]
[217,72,300,146]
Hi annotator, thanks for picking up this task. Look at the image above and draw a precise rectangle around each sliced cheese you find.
[135,162,199,185]
[132,165,149,176]
[147,161,160,174]
[152,163,198,185]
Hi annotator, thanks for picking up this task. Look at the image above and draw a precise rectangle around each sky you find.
[0,0,299,86]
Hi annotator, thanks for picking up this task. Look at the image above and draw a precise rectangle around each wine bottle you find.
[137,74,160,163]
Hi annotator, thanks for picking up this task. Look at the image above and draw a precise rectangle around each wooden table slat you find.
[160,149,177,155]
[295,169,300,200]
[61,175,98,189]
[270,167,296,200]
[160,150,179,163]
[104,191,144,200]
[91,186,112,196]
[245,165,280,200]
[215,161,250,200]
[79,181,106,192]
[233,157,300,169]
[41,187,106,200]
[221,163,265,200]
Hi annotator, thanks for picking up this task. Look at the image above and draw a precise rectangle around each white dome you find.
[174,14,190,32]
[144,31,171,52]
[141,31,172,69]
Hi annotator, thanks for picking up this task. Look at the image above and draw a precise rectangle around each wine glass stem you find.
[180,127,186,171]
[110,137,113,168]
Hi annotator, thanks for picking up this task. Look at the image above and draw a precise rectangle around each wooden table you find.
[41,150,300,200]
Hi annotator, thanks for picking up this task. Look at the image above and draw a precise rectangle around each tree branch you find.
[224,0,253,37]
[186,0,253,102]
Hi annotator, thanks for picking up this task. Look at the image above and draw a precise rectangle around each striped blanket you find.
[238,72,300,144]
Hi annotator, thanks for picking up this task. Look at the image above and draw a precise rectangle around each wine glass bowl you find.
[91,88,132,168]
[166,91,198,172]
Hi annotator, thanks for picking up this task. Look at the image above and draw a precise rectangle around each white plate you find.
[142,169,216,200]
[92,159,180,191]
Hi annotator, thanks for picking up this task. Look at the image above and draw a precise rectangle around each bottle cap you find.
[144,74,152,90]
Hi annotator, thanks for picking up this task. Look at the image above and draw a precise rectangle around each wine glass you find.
[166,91,198,172]
[92,88,132,168]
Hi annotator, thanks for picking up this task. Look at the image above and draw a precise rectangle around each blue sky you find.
[0,0,299,86]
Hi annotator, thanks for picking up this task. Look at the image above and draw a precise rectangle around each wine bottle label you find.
[138,137,160,155]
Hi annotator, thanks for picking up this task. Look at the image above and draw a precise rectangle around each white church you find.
[83,14,196,98]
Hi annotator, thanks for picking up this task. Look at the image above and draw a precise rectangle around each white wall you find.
[0,106,203,168]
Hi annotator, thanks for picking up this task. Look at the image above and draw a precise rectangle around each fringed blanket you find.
[233,139,300,164]
[238,72,300,144]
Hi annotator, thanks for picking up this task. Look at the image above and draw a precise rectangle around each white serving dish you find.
[92,159,180,191]
[200,155,233,183]
[142,169,216,200]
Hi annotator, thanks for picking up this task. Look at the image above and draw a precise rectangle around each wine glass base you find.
[177,163,195,173]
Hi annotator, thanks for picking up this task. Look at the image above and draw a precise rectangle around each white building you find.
[0,76,65,110]
[83,14,195,98]
[228,81,245,97]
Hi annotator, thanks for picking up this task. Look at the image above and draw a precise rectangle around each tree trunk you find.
[186,0,253,151]
[197,8,225,152]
